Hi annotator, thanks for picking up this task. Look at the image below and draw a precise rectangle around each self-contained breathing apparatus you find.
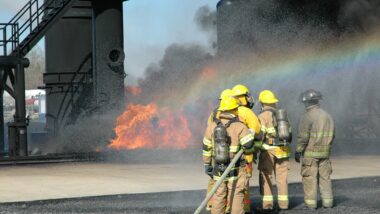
[265,108,292,146]
[212,116,240,173]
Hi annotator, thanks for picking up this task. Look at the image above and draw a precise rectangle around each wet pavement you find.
[1,156,380,203]
[0,176,379,214]
[0,155,379,213]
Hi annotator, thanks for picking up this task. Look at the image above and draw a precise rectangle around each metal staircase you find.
[0,0,75,156]
[0,0,75,57]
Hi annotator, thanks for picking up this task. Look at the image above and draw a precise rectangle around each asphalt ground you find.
[0,176,379,214]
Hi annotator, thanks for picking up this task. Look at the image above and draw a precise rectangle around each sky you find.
[0,0,219,83]
[123,0,218,83]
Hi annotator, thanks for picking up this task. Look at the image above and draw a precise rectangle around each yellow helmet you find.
[259,90,279,104]
[218,96,239,111]
[232,84,250,96]
[219,89,233,100]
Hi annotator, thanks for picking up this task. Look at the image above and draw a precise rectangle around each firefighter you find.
[206,88,234,212]
[203,95,255,214]
[232,84,262,213]
[206,86,261,213]
[295,89,335,209]
[257,90,291,211]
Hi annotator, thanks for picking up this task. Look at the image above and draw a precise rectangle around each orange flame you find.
[109,103,192,150]
[126,86,142,96]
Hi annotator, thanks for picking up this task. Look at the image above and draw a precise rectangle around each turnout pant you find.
[258,151,289,209]
[207,169,251,213]
[207,178,216,211]
[212,167,247,214]
[301,158,333,208]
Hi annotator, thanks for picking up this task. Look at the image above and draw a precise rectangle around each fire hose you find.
[194,149,244,214]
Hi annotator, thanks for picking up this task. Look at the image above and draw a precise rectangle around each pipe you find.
[0,57,29,67]
[194,149,244,214]
[8,125,16,156]
[0,89,4,154]
[15,62,26,121]
[18,127,27,156]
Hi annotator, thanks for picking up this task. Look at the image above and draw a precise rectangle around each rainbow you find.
[184,32,380,105]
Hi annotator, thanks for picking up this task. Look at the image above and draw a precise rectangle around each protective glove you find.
[295,152,302,163]
[204,164,213,178]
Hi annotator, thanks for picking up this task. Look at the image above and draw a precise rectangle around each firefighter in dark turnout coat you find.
[295,89,335,209]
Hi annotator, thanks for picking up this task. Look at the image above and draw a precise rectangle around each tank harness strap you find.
[213,111,241,128]
[212,108,220,124]
[261,109,277,146]
[261,109,275,114]
[225,116,240,128]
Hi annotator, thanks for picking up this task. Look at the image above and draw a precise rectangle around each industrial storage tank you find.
[216,0,341,55]
[216,0,255,54]
[44,0,93,137]
[44,0,126,151]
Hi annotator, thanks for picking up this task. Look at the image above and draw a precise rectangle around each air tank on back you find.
[275,109,291,144]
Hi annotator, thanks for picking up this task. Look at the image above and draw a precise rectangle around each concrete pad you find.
[0,155,379,203]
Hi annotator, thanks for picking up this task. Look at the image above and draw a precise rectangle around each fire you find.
[109,102,192,150]
[126,86,142,96]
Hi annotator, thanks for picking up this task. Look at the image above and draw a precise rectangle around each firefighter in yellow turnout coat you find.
[203,96,255,214]
[232,84,263,213]
[205,89,234,211]
[257,90,291,210]
[295,89,335,209]
[206,86,262,213]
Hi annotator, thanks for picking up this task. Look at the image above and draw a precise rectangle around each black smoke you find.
[338,0,380,32]
[136,44,213,106]
[194,5,216,33]
[194,5,217,50]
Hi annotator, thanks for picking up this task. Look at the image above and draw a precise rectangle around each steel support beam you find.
[0,57,29,157]
[0,87,3,154]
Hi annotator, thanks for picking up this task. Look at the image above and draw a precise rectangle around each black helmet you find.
[299,89,322,103]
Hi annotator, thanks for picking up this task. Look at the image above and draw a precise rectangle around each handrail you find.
[8,1,32,24]
[0,23,19,56]
[1,0,71,56]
